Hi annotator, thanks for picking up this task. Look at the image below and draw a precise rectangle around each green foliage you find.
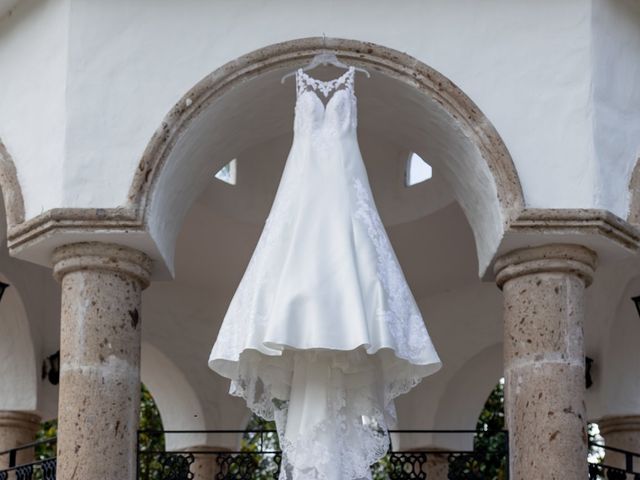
[35,419,57,460]
[138,383,166,480]
[449,380,508,480]
[474,380,508,479]
[239,415,282,479]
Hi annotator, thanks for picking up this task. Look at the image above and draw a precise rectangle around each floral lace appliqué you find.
[351,178,432,366]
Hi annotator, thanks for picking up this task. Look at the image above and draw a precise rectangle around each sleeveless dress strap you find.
[296,66,355,98]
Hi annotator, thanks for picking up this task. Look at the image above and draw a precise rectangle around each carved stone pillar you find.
[0,411,40,469]
[495,244,597,480]
[52,242,152,480]
[599,415,640,471]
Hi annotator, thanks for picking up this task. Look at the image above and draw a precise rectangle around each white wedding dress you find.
[209,66,441,480]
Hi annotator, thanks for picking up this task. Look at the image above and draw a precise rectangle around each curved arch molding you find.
[0,140,25,229]
[4,38,639,277]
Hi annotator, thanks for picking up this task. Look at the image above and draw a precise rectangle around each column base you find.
[179,446,231,479]
[0,411,41,469]
[405,447,450,479]
[425,451,450,480]
[599,415,640,471]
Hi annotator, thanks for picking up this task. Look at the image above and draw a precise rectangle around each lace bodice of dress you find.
[294,66,357,137]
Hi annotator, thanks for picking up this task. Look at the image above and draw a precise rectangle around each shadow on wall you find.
[141,342,207,450]
[0,272,37,411]
[600,276,640,416]
[431,343,504,451]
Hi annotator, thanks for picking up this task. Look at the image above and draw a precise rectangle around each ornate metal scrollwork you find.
[15,464,34,480]
[588,462,640,480]
[386,452,427,479]
[40,458,57,480]
[448,452,493,480]
[215,452,281,479]
[156,452,195,480]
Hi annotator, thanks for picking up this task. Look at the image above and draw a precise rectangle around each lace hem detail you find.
[226,349,426,480]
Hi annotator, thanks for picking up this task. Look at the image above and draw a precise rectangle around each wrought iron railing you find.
[137,429,509,480]
[588,441,640,480]
[0,437,56,480]
[1,431,638,479]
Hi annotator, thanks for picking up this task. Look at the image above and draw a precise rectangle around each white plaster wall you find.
[583,262,629,419]
[395,282,504,450]
[0,197,62,418]
[0,273,37,410]
[0,253,61,418]
[0,0,21,20]
[142,280,250,448]
[0,0,611,218]
[0,0,68,219]
[141,342,208,450]
[598,275,640,417]
[591,0,640,216]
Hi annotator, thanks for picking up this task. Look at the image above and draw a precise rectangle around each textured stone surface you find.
[495,244,596,480]
[0,142,25,228]
[425,452,450,480]
[599,415,640,471]
[406,448,449,479]
[182,446,229,479]
[52,242,151,480]
[0,411,40,469]
[628,156,640,225]
[508,208,640,253]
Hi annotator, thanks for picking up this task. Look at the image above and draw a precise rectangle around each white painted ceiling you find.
[142,107,484,433]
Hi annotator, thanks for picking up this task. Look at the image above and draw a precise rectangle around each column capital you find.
[599,415,640,435]
[52,242,152,288]
[0,411,41,469]
[494,243,597,289]
[0,411,41,434]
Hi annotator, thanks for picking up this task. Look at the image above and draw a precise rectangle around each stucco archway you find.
[0,272,38,411]
[0,140,25,233]
[140,342,247,450]
[627,156,640,225]
[129,37,524,277]
[0,166,37,412]
[141,342,207,450]
[433,344,503,432]
[599,276,640,417]
[395,343,503,452]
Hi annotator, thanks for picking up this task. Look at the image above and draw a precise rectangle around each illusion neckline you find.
[298,88,351,114]
[297,65,355,85]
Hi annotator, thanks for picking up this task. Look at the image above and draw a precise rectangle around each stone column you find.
[184,446,229,479]
[495,244,597,480]
[425,451,450,479]
[0,411,40,469]
[52,242,152,480]
[405,448,449,479]
[599,415,640,471]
